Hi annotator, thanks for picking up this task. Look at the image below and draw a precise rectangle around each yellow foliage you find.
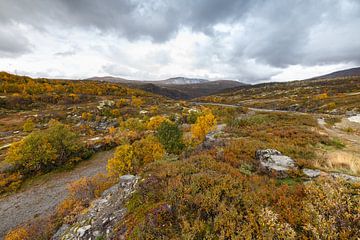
[147,116,169,130]
[107,144,135,177]
[111,109,121,117]
[5,227,30,240]
[22,119,35,132]
[313,93,328,100]
[81,112,93,121]
[150,105,159,114]
[131,96,144,108]
[108,126,117,135]
[191,111,217,143]
[133,135,165,164]
[116,98,128,107]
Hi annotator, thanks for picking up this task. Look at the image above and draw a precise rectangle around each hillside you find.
[312,67,360,79]
[87,76,245,99]
[198,71,360,114]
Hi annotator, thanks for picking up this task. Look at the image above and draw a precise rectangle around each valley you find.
[0,69,359,239]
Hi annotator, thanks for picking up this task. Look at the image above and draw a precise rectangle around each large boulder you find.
[255,149,297,178]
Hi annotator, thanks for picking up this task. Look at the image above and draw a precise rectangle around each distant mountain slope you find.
[312,67,360,79]
[86,76,245,99]
[156,77,209,85]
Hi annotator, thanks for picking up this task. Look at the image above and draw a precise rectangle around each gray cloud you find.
[0,23,31,57]
[0,0,359,81]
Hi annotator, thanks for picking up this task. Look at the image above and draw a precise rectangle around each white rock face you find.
[255,149,297,177]
[348,114,360,123]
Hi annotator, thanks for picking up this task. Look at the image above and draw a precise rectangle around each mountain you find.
[312,67,360,79]
[156,77,209,85]
[86,76,245,99]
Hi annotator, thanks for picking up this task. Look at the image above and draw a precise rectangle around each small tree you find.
[156,121,184,154]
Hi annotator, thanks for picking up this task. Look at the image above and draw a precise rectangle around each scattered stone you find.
[77,225,91,237]
[302,168,322,178]
[139,110,148,114]
[97,100,115,110]
[255,149,297,178]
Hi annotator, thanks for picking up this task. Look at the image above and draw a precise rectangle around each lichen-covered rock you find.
[302,168,322,178]
[330,172,360,182]
[255,149,297,178]
[52,174,139,240]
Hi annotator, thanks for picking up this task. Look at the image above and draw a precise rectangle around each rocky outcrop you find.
[255,149,297,178]
[52,175,139,240]
[330,172,360,182]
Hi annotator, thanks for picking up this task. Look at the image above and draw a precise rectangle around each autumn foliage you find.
[191,110,216,143]
[107,135,165,177]
[6,121,87,175]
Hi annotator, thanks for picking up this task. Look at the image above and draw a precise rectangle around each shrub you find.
[121,118,145,132]
[107,136,165,178]
[147,116,169,130]
[0,172,23,194]
[5,121,85,175]
[133,135,165,165]
[5,134,57,174]
[131,96,143,108]
[107,144,135,177]
[22,119,35,132]
[191,111,216,143]
[156,121,185,154]
[5,226,30,240]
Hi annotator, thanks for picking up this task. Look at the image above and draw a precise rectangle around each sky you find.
[0,0,360,83]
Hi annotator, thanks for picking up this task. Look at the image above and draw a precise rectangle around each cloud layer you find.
[0,0,359,82]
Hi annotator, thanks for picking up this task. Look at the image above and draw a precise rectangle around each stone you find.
[77,225,91,237]
[255,149,297,178]
[52,175,139,240]
[303,168,322,178]
[330,172,360,182]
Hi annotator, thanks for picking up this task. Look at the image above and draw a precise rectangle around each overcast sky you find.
[0,0,359,83]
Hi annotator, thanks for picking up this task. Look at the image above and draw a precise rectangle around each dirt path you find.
[318,118,360,144]
[0,149,114,239]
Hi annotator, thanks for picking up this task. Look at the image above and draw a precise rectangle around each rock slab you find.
[255,149,297,177]
[52,174,139,240]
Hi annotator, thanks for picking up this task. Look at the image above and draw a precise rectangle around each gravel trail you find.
[0,150,114,239]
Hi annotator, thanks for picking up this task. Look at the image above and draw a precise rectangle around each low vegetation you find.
[199,76,360,114]
[1,72,359,239]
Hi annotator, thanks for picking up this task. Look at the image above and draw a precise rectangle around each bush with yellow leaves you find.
[107,135,165,177]
[107,144,135,177]
[191,110,216,143]
[146,116,169,130]
[133,135,165,165]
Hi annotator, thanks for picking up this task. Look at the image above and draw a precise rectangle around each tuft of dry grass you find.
[316,150,360,175]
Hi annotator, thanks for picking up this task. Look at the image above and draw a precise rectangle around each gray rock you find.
[255,149,297,178]
[330,172,360,182]
[52,175,139,240]
[77,225,91,237]
[302,168,322,178]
